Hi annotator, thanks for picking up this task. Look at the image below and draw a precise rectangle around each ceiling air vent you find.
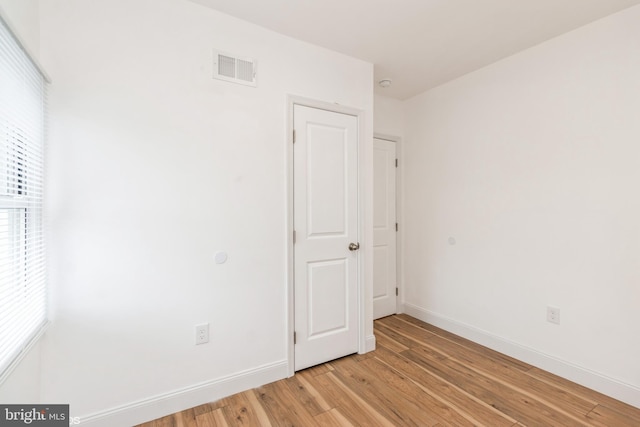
[213,50,257,87]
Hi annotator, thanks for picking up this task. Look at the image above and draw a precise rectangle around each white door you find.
[373,138,397,319]
[293,104,359,371]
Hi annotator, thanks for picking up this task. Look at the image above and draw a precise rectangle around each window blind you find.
[0,14,47,379]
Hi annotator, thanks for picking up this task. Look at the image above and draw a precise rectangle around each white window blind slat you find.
[0,14,47,380]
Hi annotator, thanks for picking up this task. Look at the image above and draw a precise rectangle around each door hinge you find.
[395,222,398,232]
[294,331,297,344]
[293,230,296,244]
[293,129,296,143]
[395,158,398,168]
[396,287,398,296]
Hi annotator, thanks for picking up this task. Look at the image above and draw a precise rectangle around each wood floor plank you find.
[300,362,333,377]
[313,408,354,427]
[330,355,446,426]
[375,322,416,350]
[245,390,273,426]
[195,403,224,415]
[282,375,329,416]
[254,380,318,426]
[176,408,198,427]
[357,356,475,426]
[586,404,640,427]
[195,408,228,427]
[139,315,640,427]
[220,392,264,426]
[347,351,375,362]
[374,327,410,353]
[253,383,299,427]
[151,415,176,427]
[388,321,598,418]
[373,342,516,427]
[381,315,532,372]
[402,345,590,426]
[301,370,395,427]
[291,372,332,412]
[212,409,229,427]
[382,315,606,423]
[427,317,632,424]
[395,314,532,370]
[526,366,640,420]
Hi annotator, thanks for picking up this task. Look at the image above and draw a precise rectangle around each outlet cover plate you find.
[547,307,560,324]
[196,323,209,345]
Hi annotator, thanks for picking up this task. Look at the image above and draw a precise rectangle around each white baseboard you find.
[364,334,376,353]
[402,303,640,409]
[76,360,288,427]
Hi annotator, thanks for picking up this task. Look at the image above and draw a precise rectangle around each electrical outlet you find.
[195,323,209,345]
[547,306,560,324]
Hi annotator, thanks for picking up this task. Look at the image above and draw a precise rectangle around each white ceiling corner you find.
[190,0,640,99]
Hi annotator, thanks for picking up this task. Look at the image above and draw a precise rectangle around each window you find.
[0,14,47,379]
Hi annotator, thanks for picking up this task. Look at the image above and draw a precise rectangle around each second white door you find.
[293,104,359,371]
[373,137,397,319]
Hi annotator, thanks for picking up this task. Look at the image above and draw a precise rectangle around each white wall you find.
[38,0,373,424]
[0,0,39,54]
[0,342,42,403]
[374,93,404,138]
[403,5,640,406]
[0,0,42,405]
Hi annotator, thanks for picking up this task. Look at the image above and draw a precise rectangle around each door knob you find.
[348,242,360,251]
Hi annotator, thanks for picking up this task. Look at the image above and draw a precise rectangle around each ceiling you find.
[190,0,640,99]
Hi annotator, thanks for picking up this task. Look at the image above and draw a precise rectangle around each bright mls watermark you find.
[0,405,74,426]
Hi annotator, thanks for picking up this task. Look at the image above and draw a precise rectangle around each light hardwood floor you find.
[138,314,640,426]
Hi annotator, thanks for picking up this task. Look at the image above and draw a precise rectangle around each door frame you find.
[373,133,402,317]
[287,95,368,376]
